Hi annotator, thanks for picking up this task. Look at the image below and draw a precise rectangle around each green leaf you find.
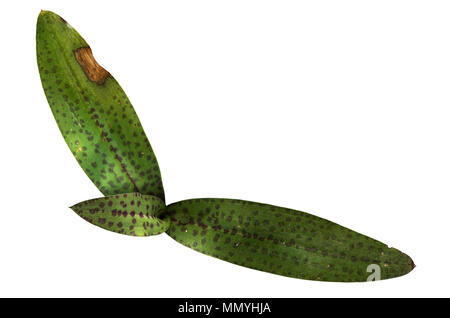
[71,193,168,236]
[36,11,165,201]
[162,198,414,282]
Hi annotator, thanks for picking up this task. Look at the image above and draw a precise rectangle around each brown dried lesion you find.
[74,47,110,85]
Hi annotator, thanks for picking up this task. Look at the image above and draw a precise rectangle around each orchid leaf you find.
[71,193,168,236]
[162,198,414,282]
[36,11,165,201]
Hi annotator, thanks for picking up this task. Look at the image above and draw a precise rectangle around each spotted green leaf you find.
[36,11,165,201]
[71,193,168,236]
[161,198,414,282]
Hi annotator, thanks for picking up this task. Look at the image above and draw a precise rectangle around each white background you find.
[0,0,449,297]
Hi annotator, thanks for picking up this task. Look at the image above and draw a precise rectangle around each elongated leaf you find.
[71,193,168,236]
[162,198,414,282]
[36,11,165,201]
